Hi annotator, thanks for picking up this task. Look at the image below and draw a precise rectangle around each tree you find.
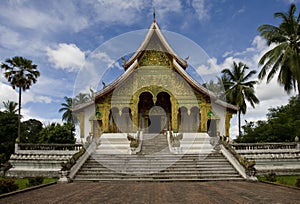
[59,96,77,123]
[236,96,300,143]
[39,122,76,144]
[1,56,40,140]
[258,3,300,94]
[0,111,18,161]
[74,93,89,105]
[20,119,43,143]
[2,100,18,114]
[222,62,259,137]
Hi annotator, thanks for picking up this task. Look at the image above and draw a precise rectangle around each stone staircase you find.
[73,133,243,181]
[139,133,169,154]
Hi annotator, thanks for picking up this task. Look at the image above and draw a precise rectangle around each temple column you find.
[198,108,202,132]
[102,102,110,133]
[171,96,178,132]
[200,103,208,132]
[131,100,139,132]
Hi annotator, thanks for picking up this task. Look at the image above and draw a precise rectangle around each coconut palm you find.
[1,56,40,140]
[222,62,259,137]
[258,3,300,94]
[59,96,77,123]
[74,93,89,105]
[2,100,18,114]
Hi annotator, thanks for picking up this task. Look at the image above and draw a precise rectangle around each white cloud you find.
[0,84,18,107]
[84,0,148,25]
[0,26,22,49]
[0,1,89,33]
[46,43,86,72]
[153,0,182,18]
[192,0,210,21]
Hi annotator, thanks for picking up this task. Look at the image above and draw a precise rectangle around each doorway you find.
[207,119,217,136]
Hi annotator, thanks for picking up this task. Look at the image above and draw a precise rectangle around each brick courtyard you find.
[0,181,299,203]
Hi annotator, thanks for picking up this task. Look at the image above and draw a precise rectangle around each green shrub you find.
[0,179,18,194]
[27,177,44,187]
[265,172,277,182]
[296,177,300,188]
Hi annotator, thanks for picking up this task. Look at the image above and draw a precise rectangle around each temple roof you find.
[123,21,187,70]
[73,20,238,112]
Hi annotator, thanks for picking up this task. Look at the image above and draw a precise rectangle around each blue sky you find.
[0,0,299,136]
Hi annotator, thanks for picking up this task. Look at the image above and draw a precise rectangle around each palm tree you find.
[258,3,300,94]
[1,56,40,140]
[222,62,259,137]
[3,100,18,114]
[59,96,77,123]
[74,93,89,105]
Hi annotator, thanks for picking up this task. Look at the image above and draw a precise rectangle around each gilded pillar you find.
[200,103,208,132]
[131,97,139,132]
[102,102,110,132]
[171,96,178,132]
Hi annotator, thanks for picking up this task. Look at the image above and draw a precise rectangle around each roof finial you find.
[153,7,156,22]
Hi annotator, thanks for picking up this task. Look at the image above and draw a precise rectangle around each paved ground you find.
[0,181,299,204]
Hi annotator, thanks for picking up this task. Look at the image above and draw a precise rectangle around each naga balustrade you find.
[17,143,83,151]
[231,143,298,151]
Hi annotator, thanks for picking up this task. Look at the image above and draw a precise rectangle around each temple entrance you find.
[207,119,217,136]
[138,91,171,133]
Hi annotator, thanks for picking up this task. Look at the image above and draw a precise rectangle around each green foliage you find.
[59,96,77,124]
[296,177,300,187]
[0,179,18,194]
[258,175,299,187]
[20,119,43,143]
[1,56,40,139]
[2,100,18,114]
[0,111,18,161]
[27,177,44,187]
[236,96,300,142]
[39,122,76,144]
[265,172,277,182]
[221,61,259,137]
[258,3,300,94]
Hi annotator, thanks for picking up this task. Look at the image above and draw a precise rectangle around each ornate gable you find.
[123,21,187,70]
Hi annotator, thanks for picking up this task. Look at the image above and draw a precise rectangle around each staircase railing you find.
[231,142,299,151]
[220,139,257,181]
[17,143,83,151]
[62,140,97,182]
[128,130,143,154]
[167,131,182,154]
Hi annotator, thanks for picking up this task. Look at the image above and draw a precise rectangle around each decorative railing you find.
[18,143,83,151]
[231,143,299,151]
[220,140,256,177]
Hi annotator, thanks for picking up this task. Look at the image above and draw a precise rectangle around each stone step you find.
[74,174,242,180]
[74,177,244,182]
[73,132,242,181]
[78,169,237,174]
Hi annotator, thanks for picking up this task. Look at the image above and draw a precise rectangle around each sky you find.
[0,0,299,137]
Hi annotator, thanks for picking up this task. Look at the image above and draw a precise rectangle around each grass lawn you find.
[258,175,300,187]
[14,177,58,190]
[0,177,58,194]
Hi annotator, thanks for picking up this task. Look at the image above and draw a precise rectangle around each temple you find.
[73,20,238,141]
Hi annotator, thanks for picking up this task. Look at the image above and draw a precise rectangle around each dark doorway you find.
[207,119,217,136]
[149,115,161,133]
[138,91,171,133]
